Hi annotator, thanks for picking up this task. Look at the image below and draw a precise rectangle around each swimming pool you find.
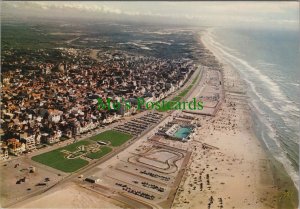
[174,127,192,139]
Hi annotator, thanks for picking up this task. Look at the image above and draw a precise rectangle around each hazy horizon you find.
[1,1,299,30]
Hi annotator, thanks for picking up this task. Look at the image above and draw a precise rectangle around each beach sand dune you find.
[11,183,125,209]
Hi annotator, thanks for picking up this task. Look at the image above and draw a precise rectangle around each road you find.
[5,65,205,208]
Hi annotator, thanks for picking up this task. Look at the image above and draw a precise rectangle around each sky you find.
[1,1,299,30]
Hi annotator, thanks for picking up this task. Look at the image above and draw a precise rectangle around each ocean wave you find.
[203,29,300,190]
[206,30,300,117]
[289,83,300,87]
[205,29,300,133]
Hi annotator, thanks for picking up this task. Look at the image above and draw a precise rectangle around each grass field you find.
[89,130,132,147]
[32,131,132,172]
[32,140,91,173]
[86,146,113,159]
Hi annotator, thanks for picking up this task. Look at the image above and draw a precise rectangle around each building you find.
[0,141,9,160]
[21,133,36,151]
[45,130,62,144]
[7,138,25,156]
[48,109,63,123]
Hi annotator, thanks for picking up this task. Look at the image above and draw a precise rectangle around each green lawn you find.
[63,140,91,151]
[89,130,132,147]
[86,146,112,159]
[32,140,91,173]
[31,131,131,172]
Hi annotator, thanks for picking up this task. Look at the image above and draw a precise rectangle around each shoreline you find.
[204,28,299,191]
[3,29,298,209]
[194,28,298,209]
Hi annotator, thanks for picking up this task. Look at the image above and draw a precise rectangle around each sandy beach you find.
[2,2,299,209]
[5,30,298,209]
[172,31,281,209]
[11,182,126,208]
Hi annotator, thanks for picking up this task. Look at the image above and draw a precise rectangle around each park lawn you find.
[90,130,132,147]
[63,140,91,151]
[86,146,113,159]
[31,140,91,173]
[49,157,89,173]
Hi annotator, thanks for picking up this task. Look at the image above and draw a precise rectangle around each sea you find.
[205,27,300,190]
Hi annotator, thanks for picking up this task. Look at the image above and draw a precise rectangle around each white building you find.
[48,109,63,123]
